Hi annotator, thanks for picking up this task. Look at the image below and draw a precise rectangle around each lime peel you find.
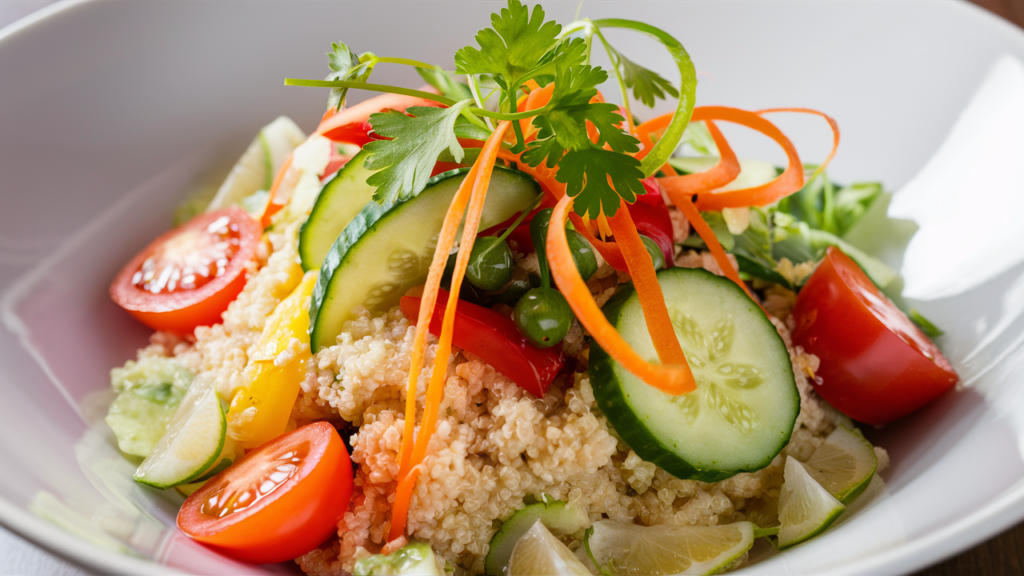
[581,519,755,575]
[804,425,878,504]
[777,456,846,550]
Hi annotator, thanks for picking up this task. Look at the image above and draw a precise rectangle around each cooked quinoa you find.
[129,217,887,576]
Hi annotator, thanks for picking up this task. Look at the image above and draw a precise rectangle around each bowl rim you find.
[3,0,1024,574]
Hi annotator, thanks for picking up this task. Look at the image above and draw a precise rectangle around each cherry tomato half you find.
[792,247,958,425]
[177,422,354,564]
[110,207,261,334]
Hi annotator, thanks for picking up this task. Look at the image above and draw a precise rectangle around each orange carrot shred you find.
[668,189,757,302]
[260,153,296,228]
[607,208,687,366]
[658,119,740,194]
[756,107,840,182]
[389,121,511,542]
[547,194,696,395]
[687,106,803,210]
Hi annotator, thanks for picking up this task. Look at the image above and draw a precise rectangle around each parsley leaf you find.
[519,127,564,168]
[605,43,679,108]
[362,100,473,205]
[417,66,474,101]
[325,42,372,111]
[520,61,643,217]
[526,64,640,154]
[454,0,562,86]
[556,148,645,219]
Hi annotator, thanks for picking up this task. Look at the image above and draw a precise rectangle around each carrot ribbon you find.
[389,121,512,542]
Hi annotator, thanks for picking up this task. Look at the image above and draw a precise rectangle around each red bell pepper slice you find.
[399,290,565,398]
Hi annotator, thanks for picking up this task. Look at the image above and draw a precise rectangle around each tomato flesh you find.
[178,422,353,564]
[132,214,243,294]
[110,207,260,333]
[792,247,958,425]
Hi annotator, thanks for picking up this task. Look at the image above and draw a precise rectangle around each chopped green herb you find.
[362,101,473,204]
[325,42,373,111]
[604,42,679,108]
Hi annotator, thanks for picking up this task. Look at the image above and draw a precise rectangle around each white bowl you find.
[2,1,1024,574]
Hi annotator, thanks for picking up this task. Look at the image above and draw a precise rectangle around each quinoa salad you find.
[104,3,957,575]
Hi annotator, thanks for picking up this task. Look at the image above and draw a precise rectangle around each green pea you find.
[493,275,532,304]
[641,235,666,271]
[567,230,597,281]
[466,236,514,291]
[514,287,574,348]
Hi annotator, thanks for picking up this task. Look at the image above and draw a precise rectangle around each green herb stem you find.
[496,194,545,244]
[590,18,698,177]
[285,79,458,106]
[285,78,547,122]
[374,56,437,69]
[507,87,528,152]
[467,74,496,130]
[591,25,634,132]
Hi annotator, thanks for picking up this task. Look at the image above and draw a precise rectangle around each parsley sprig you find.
[285,0,698,218]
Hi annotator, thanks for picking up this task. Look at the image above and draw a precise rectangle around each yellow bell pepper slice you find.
[227,271,317,449]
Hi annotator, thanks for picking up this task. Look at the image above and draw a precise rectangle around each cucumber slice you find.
[777,456,846,549]
[508,521,591,576]
[207,116,305,212]
[133,378,227,489]
[299,149,378,271]
[590,267,799,482]
[486,498,589,576]
[353,542,442,576]
[310,167,540,352]
[803,426,878,504]
[581,520,755,576]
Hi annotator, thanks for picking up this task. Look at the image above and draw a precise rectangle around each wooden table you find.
[920,0,1024,560]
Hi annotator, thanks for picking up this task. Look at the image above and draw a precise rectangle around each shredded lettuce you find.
[678,168,898,290]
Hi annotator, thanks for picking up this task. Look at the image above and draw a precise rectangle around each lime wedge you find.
[777,456,846,550]
[582,520,754,575]
[508,520,591,576]
[133,378,227,489]
[206,116,305,212]
[804,425,878,504]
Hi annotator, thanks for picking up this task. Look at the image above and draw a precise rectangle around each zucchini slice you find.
[590,268,799,482]
[310,167,540,351]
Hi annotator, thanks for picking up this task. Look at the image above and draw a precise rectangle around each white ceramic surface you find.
[2,1,1024,574]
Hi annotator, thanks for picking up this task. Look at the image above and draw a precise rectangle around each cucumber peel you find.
[299,148,379,271]
[133,380,228,489]
[590,267,799,482]
[486,497,589,576]
[309,166,539,351]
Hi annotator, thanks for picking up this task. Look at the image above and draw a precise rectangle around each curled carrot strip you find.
[547,194,695,395]
[607,208,687,366]
[686,106,803,210]
[389,121,511,541]
[658,119,740,194]
[259,154,296,227]
[756,107,840,182]
[666,187,757,302]
[314,92,443,137]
